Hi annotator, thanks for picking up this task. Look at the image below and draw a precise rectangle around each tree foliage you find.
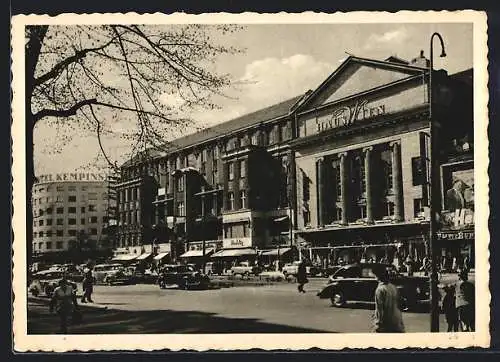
[26,24,241,169]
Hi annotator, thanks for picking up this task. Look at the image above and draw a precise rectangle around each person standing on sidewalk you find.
[81,268,94,303]
[455,270,475,331]
[49,276,79,334]
[371,265,405,333]
[297,260,308,293]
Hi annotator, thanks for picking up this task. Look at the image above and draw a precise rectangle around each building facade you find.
[32,173,114,262]
[116,52,474,269]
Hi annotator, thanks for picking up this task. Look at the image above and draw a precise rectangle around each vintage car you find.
[317,263,430,311]
[93,263,129,285]
[28,270,78,297]
[158,264,210,290]
[282,261,321,277]
[102,268,135,286]
[230,261,261,277]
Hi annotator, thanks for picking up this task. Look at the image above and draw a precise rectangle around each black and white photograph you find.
[11,11,489,351]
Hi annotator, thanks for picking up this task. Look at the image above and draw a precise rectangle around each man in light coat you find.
[372,264,405,333]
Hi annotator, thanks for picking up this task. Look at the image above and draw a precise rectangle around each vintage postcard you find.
[11,11,489,351]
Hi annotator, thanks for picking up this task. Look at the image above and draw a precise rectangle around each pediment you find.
[299,57,425,111]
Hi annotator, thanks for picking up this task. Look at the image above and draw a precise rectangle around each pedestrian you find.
[455,270,475,331]
[49,275,79,334]
[81,268,94,303]
[297,260,308,293]
[463,256,470,273]
[371,264,405,333]
[442,285,459,332]
[405,254,414,277]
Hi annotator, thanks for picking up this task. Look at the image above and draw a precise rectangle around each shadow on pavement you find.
[28,303,333,334]
[330,301,430,314]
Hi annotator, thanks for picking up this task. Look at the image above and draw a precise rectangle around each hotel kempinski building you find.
[115,51,474,269]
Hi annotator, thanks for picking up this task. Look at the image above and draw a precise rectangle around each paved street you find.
[28,278,449,334]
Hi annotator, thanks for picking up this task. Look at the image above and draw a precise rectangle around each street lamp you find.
[428,32,446,332]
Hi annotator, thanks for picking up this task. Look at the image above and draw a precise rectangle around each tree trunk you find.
[25,26,48,273]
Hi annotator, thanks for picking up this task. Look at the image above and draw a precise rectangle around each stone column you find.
[316,157,325,227]
[390,141,403,222]
[339,152,349,225]
[363,146,374,224]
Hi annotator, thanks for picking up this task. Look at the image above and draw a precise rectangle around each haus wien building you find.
[115,51,474,270]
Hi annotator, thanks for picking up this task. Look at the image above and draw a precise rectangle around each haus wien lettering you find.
[315,100,386,133]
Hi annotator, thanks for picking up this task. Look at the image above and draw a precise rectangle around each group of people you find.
[370,266,475,333]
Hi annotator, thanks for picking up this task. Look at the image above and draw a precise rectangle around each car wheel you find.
[331,292,345,307]
[31,288,39,297]
[44,286,53,297]
[244,271,250,278]
[159,280,165,289]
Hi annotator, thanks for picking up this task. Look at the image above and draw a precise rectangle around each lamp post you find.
[428,32,446,332]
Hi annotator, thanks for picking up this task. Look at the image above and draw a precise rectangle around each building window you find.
[177,202,185,216]
[176,177,184,192]
[81,207,85,213]
[239,160,246,178]
[56,186,64,192]
[414,198,424,218]
[240,190,247,209]
[46,219,53,226]
[39,209,44,216]
[412,157,425,186]
[88,192,98,200]
[46,230,52,237]
[68,218,77,225]
[81,218,86,225]
[56,207,64,214]
[335,208,342,221]
[68,195,77,202]
[303,209,311,226]
[228,192,235,210]
[33,232,37,238]
[228,162,234,180]
[335,163,342,200]
[68,230,77,237]
[88,205,96,212]
[68,186,76,191]
[56,241,63,249]
[385,202,395,217]
[90,228,98,235]
[81,186,87,191]
[39,231,44,237]
[56,195,64,203]
[57,218,63,225]
[56,230,63,236]
[46,242,52,250]
[46,207,53,214]
[90,216,98,223]
[39,219,44,226]
[68,207,76,213]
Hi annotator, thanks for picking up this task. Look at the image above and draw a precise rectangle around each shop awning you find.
[261,248,291,256]
[136,252,153,260]
[112,254,138,261]
[211,248,257,258]
[179,249,215,258]
[153,252,170,261]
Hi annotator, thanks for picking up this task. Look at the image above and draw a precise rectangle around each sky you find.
[33,22,473,175]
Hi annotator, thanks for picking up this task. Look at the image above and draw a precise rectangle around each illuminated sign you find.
[223,237,252,249]
[36,173,107,183]
[315,100,386,132]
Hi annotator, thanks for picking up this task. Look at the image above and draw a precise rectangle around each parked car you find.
[103,268,135,286]
[317,263,430,310]
[93,263,125,285]
[320,265,343,278]
[230,261,260,276]
[143,268,160,284]
[158,264,210,290]
[282,261,321,277]
[28,270,78,297]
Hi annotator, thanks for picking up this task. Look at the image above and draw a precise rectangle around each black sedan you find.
[158,265,210,290]
[317,263,430,311]
[29,271,78,297]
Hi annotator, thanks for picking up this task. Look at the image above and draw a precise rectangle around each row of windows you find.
[228,160,246,181]
[34,239,98,250]
[33,194,104,205]
[34,216,105,227]
[227,190,247,210]
[34,228,99,238]
[35,205,100,216]
[34,185,104,193]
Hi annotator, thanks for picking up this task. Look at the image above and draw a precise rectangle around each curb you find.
[28,296,109,312]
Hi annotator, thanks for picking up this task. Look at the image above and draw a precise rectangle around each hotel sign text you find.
[223,237,252,249]
[315,100,386,133]
[37,173,107,183]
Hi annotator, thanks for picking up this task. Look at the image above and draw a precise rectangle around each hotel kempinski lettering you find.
[315,100,386,133]
[36,173,107,183]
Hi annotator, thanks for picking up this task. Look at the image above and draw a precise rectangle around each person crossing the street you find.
[81,268,94,303]
[297,260,308,293]
[49,275,79,334]
[371,264,405,333]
